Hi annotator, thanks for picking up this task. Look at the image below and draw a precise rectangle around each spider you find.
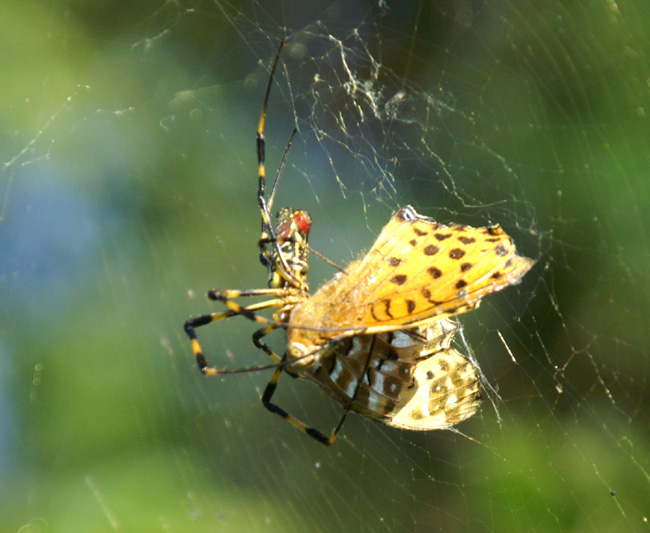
[184,40,534,446]
[184,39,348,445]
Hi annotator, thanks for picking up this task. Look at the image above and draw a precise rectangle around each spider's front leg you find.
[207,288,301,325]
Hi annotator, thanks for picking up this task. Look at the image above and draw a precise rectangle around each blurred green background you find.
[1,1,649,531]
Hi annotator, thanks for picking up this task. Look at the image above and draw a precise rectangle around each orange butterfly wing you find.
[353,206,535,326]
[304,320,481,430]
[289,206,533,338]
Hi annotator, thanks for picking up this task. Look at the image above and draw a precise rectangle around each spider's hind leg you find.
[261,364,336,446]
[261,336,376,446]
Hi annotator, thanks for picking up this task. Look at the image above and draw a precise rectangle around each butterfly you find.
[188,205,532,444]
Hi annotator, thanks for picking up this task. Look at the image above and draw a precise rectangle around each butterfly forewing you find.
[357,208,535,324]
[288,206,534,356]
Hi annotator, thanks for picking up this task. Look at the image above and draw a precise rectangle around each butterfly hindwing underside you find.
[306,319,482,430]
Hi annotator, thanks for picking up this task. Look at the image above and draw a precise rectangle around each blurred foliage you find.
[1,1,649,531]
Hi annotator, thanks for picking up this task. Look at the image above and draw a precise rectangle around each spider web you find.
[2,0,649,531]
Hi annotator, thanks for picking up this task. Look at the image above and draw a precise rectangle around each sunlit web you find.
[1,1,649,531]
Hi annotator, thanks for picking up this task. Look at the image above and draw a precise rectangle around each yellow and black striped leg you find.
[207,291,296,323]
[185,313,284,376]
[261,365,336,446]
[184,310,238,375]
[184,291,292,375]
[207,288,294,301]
[258,238,297,285]
[253,324,303,380]
[261,338,377,446]
[256,39,298,283]
[256,42,278,232]
[253,324,282,364]
[207,289,296,327]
